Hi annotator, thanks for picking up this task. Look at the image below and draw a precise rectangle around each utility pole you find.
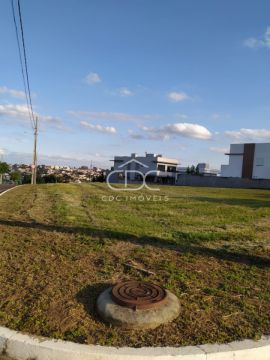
[31,116,38,185]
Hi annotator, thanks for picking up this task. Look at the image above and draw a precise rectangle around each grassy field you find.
[0,183,269,347]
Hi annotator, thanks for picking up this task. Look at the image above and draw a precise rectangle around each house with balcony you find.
[109,153,179,184]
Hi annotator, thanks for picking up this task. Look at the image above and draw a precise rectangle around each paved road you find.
[0,185,15,195]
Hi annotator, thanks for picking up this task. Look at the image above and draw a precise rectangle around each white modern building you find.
[221,143,270,179]
[110,153,179,184]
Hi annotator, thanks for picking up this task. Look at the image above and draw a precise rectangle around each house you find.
[196,163,219,176]
[221,143,270,179]
[110,153,179,184]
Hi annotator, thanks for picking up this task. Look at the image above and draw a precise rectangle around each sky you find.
[0,0,270,169]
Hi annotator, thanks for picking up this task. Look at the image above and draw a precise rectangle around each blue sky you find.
[0,0,270,169]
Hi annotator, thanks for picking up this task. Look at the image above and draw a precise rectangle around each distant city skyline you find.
[1,0,270,169]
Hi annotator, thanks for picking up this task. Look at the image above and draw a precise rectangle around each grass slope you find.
[0,183,269,347]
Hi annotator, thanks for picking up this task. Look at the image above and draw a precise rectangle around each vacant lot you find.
[0,184,269,347]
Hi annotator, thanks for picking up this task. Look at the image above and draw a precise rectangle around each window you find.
[167,166,176,172]
[157,164,165,171]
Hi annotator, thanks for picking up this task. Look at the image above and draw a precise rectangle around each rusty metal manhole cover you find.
[111,280,167,310]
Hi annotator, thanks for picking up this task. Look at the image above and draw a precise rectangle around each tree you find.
[22,174,32,184]
[42,174,62,183]
[186,166,191,175]
[195,165,200,175]
[10,171,22,184]
[0,162,10,184]
[92,173,106,182]
[190,165,196,175]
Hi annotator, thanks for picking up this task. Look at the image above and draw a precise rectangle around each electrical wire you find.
[17,0,36,127]
[17,0,37,129]
[11,0,38,185]
[10,0,36,130]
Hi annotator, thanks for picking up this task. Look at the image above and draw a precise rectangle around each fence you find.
[176,175,270,189]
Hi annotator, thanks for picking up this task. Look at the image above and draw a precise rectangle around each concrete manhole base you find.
[96,286,180,329]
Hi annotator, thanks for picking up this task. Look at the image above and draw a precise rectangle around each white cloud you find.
[211,113,222,120]
[69,110,191,124]
[130,134,145,140]
[209,146,229,154]
[80,120,116,134]
[225,128,270,141]
[0,148,5,156]
[128,130,145,140]
[211,113,231,122]
[175,113,188,119]
[0,86,25,99]
[244,26,270,49]
[168,91,189,103]
[85,72,102,84]
[69,110,160,123]
[39,115,68,130]
[134,122,212,141]
[0,104,29,119]
[0,104,67,131]
[117,87,134,97]
[166,123,212,139]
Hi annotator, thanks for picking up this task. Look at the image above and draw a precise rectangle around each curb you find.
[0,185,21,198]
[0,327,270,360]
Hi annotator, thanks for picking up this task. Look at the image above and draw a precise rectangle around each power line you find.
[10,0,39,184]
[17,0,36,129]
[10,0,35,130]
